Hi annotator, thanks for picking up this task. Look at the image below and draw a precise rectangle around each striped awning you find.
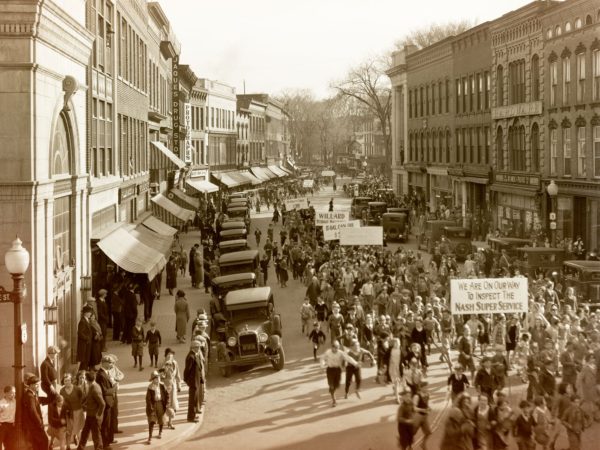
[170,188,200,209]
[97,228,166,280]
[250,167,271,182]
[151,193,195,225]
[227,171,251,187]
[150,141,186,170]
[130,225,173,256]
[278,165,293,175]
[186,178,219,194]
[212,172,240,188]
[142,216,178,236]
[238,171,262,185]
[268,165,288,177]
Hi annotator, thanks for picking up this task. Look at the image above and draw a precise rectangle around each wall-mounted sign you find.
[172,54,180,157]
[119,185,136,203]
[494,173,540,186]
[184,102,192,163]
[137,181,150,195]
[491,101,542,120]
[190,169,208,179]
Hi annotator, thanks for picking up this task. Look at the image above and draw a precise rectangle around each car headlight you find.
[227,336,237,347]
[258,333,268,343]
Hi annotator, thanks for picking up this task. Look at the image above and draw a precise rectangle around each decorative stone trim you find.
[591,37,600,51]
[561,117,572,128]
[591,113,600,126]
[561,47,572,58]
[548,118,558,129]
[575,42,586,54]
[548,51,558,62]
[575,115,586,127]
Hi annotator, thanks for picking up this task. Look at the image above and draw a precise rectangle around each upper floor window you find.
[563,126,572,176]
[555,25,562,36]
[550,128,558,175]
[550,60,558,106]
[594,49,600,101]
[509,60,525,104]
[531,55,540,101]
[531,123,540,172]
[562,55,571,104]
[577,126,586,177]
[485,72,490,109]
[565,22,572,32]
[456,79,461,113]
[577,52,586,102]
[496,127,504,170]
[594,125,600,178]
[509,123,526,171]
[496,65,504,107]
[575,18,582,29]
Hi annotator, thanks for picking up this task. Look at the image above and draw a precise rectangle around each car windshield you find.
[447,230,470,238]
[230,307,269,322]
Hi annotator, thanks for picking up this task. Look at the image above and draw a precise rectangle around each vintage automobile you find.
[209,272,257,336]
[227,206,249,220]
[214,286,284,377]
[221,221,246,231]
[219,228,248,242]
[218,249,260,276]
[417,219,458,254]
[442,226,472,260]
[218,239,249,255]
[486,237,533,259]
[350,196,373,219]
[563,260,600,310]
[382,212,409,242]
[228,198,250,209]
[512,247,566,277]
[367,201,388,225]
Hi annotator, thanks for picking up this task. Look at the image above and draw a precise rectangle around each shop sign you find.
[119,185,136,203]
[450,278,529,315]
[494,173,540,187]
[183,103,192,163]
[137,181,150,195]
[190,169,208,179]
[172,54,180,157]
[491,101,542,120]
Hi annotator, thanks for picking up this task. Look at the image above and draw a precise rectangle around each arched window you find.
[565,21,572,32]
[531,123,540,171]
[575,18,582,29]
[496,126,504,170]
[438,131,443,163]
[432,131,437,163]
[446,130,451,163]
[531,54,540,101]
[496,65,504,107]
[585,15,592,26]
[555,25,562,36]
[52,113,72,177]
[509,122,526,171]
[547,28,553,39]
[420,133,425,162]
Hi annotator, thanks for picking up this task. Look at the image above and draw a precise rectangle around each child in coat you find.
[132,318,146,370]
[145,321,162,368]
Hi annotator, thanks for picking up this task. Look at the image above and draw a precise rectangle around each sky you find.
[158,0,533,99]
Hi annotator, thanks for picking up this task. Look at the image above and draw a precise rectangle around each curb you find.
[153,404,205,450]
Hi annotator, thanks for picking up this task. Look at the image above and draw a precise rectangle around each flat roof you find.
[225,286,272,307]
[218,239,248,247]
[212,273,256,285]
[219,250,259,264]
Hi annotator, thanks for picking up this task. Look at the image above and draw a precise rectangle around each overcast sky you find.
[158,0,532,99]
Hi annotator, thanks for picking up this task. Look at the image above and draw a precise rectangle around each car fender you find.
[266,334,282,352]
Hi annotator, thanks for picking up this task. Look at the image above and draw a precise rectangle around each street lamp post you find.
[546,180,559,247]
[0,237,30,444]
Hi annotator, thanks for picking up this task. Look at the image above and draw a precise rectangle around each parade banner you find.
[340,226,383,246]
[315,211,350,225]
[323,220,360,241]
[302,179,314,188]
[450,278,528,315]
[284,197,309,211]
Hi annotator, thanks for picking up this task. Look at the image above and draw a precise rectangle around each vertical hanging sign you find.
[184,103,192,163]
[172,54,180,157]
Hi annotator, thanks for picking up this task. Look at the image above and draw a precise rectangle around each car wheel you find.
[218,351,232,378]
[271,347,285,371]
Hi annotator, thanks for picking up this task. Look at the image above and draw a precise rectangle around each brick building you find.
[237,95,267,165]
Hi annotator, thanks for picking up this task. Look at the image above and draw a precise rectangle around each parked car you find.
[486,237,533,259]
[563,260,600,310]
[219,228,248,242]
[210,272,257,336]
[417,220,457,254]
[221,221,246,231]
[513,247,566,277]
[367,201,388,225]
[382,212,409,242]
[227,206,249,221]
[214,286,284,377]
[218,249,260,276]
[442,226,472,260]
[350,196,373,219]
[218,239,249,255]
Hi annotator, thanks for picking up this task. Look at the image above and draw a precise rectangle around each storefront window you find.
[557,196,573,240]
[54,196,71,273]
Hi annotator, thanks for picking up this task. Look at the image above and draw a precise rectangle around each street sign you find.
[549,212,556,221]
[550,221,557,230]
[0,287,12,303]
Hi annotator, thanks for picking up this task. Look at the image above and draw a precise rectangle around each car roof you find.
[426,220,456,225]
[383,212,407,217]
[225,286,272,307]
[219,249,259,263]
[212,272,256,285]
[444,226,469,231]
[564,260,600,269]
[368,201,387,205]
[517,247,565,253]
[222,221,245,228]
[218,239,248,247]
[488,237,531,244]
[227,206,248,212]
[354,197,372,200]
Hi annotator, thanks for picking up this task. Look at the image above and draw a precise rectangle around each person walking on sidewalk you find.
[160,348,181,430]
[166,254,178,296]
[145,371,169,445]
[75,371,105,450]
[145,321,162,368]
[132,318,146,371]
[174,290,190,344]
[184,340,205,423]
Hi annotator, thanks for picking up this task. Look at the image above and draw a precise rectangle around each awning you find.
[250,167,272,182]
[97,228,166,280]
[278,165,293,175]
[490,184,539,195]
[321,170,336,177]
[227,171,251,187]
[142,216,178,236]
[462,177,489,185]
[238,171,262,185]
[268,165,287,177]
[263,167,279,179]
[151,193,195,223]
[170,188,200,209]
[286,158,297,170]
[150,141,186,170]
[130,225,173,256]
[302,179,314,188]
[212,172,240,188]
[186,178,219,194]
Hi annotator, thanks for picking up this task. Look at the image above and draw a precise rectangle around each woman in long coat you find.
[174,290,190,343]
[166,254,179,295]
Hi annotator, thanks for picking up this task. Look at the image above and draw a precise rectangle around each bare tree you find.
[277,89,317,163]
[331,57,392,171]
[395,19,478,50]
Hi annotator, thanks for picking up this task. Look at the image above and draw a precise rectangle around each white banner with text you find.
[339,226,383,246]
[284,197,309,211]
[323,220,361,241]
[450,278,529,315]
[315,211,350,225]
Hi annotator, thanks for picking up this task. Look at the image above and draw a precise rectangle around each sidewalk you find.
[107,229,211,449]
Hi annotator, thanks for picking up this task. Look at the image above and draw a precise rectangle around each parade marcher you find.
[474,394,494,450]
[412,381,432,449]
[320,340,358,407]
[474,357,495,404]
[513,400,536,450]
[308,322,326,361]
[160,348,181,430]
[447,365,470,404]
[327,302,345,344]
[397,388,416,450]
[344,339,374,399]
[145,371,169,445]
[441,393,475,450]
[389,338,403,402]
[562,394,586,450]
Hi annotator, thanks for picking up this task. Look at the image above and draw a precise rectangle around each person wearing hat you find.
[160,348,181,429]
[77,306,94,371]
[22,373,50,449]
[145,371,169,445]
[76,371,105,450]
[40,345,60,398]
[96,355,117,446]
[96,289,110,352]
[183,340,204,423]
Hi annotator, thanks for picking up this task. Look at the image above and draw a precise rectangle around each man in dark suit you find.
[121,282,138,344]
[474,356,496,403]
[96,355,117,447]
[76,371,105,450]
[40,345,60,399]
[96,289,110,352]
[189,245,198,287]
[77,306,94,371]
[21,374,50,449]
[539,359,557,398]
[184,340,204,422]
